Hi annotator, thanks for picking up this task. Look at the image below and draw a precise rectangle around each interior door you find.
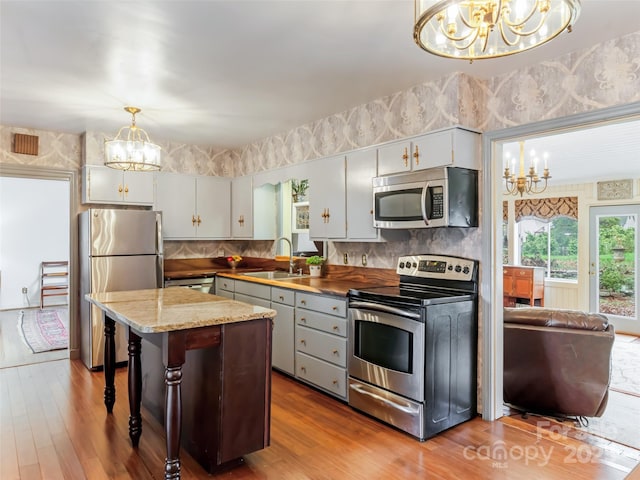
[589,205,640,334]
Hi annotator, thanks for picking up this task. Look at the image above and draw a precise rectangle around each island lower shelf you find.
[139,318,272,472]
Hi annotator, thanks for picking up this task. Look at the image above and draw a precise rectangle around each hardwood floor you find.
[1,359,639,480]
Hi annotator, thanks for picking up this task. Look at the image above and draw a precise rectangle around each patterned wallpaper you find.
[1,30,639,269]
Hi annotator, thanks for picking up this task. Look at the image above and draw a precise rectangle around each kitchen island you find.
[85,288,276,480]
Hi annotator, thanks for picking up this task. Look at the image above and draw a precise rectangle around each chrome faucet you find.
[274,236,295,273]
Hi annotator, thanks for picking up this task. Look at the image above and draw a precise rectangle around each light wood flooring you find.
[1,359,640,480]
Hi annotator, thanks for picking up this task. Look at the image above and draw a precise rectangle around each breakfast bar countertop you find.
[85,287,276,333]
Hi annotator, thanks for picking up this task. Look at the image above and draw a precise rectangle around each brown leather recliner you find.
[503,307,615,418]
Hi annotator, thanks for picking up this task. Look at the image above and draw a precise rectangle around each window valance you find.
[515,196,578,222]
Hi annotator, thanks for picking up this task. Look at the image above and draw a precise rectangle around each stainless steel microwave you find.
[372,167,478,229]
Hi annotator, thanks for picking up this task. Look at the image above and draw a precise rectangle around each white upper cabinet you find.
[416,127,480,170]
[308,155,346,239]
[82,165,154,205]
[345,148,378,240]
[155,172,230,240]
[376,127,480,175]
[377,140,413,176]
[231,175,253,239]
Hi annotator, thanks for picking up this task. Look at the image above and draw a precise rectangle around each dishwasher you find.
[164,275,215,293]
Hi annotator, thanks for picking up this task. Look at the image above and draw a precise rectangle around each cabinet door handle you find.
[325,208,330,223]
[238,215,244,226]
[402,147,409,167]
[124,185,129,195]
[192,215,197,226]
[118,184,123,193]
[197,215,202,226]
[413,145,420,165]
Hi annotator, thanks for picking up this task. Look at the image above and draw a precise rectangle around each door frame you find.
[480,100,640,421]
[0,164,79,360]
[589,204,640,335]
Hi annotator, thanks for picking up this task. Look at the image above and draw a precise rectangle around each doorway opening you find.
[0,171,74,368]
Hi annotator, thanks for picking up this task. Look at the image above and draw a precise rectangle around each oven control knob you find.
[462,266,470,274]
[447,265,453,271]
[399,262,405,269]
[454,265,462,273]
[412,262,418,268]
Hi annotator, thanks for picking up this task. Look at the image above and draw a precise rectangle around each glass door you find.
[589,205,640,334]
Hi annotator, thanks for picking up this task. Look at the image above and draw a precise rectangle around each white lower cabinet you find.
[295,292,348,399]
[215,278,235,299]
[271,287,295,375]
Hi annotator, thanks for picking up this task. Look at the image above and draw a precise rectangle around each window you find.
[517,216,578,279]
[508,196,579,280]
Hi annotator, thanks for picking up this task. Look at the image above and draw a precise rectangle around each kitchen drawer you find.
[217,278,235,292]
[296,309,347,337]
[296,292,347,318]
[295,351,347,399]
[235,280,271,299]
[234,292,271,309]
[295,324,347,367]
[271,287,295,306]
[215,288,234,300]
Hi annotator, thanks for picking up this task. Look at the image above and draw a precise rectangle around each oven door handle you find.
[349,301,421,320]
[349,383,420,415]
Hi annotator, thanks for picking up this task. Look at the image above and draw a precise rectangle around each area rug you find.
[610,337,640,397]
[18,309,68,353]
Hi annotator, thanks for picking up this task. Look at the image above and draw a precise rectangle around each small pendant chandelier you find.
[414,0,581,61]
[104,106,161,171]
[503,141,551,196]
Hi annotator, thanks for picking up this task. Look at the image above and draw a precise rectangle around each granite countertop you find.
[86,288,276,333]
[217,272,389,297]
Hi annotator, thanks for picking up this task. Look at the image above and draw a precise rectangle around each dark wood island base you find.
[89,288,275,480]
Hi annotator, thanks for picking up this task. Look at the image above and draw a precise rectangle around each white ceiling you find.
[1,1,640,184]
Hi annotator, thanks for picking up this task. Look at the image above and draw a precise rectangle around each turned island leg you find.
[128,329,143,446]
[163,331,186,480]
[103,316,116,413]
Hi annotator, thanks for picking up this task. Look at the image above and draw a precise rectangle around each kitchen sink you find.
[239,271,308,280]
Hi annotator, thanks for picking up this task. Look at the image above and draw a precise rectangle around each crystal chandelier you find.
[503,141,551,196]
[413,0,581,61]
[104,106,161,171]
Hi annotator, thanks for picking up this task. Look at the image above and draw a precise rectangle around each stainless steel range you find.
[347,254,478,441]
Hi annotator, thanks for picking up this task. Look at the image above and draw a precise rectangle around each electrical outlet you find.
[343,253,349,264]
[22,287,28,294]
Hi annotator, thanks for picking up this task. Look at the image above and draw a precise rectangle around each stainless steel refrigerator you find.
[79,208,163,370]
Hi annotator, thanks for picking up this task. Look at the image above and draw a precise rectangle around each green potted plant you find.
[291,179,309,202]
[305,255,325,277]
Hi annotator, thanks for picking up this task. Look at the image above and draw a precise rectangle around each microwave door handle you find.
[420,182,430,226]
[349,301,421,320]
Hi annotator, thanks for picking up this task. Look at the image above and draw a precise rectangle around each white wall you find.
[0,177,69,309]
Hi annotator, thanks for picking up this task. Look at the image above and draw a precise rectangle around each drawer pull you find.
[279,295,284,301]
[332,349,339,355]
[332,306,338,311]
[332,380,338,386]
[300,317,306,323]
[300,299,307,305]
[300,339,306,345]
[332,325,339,331]
[300,366,306,373]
